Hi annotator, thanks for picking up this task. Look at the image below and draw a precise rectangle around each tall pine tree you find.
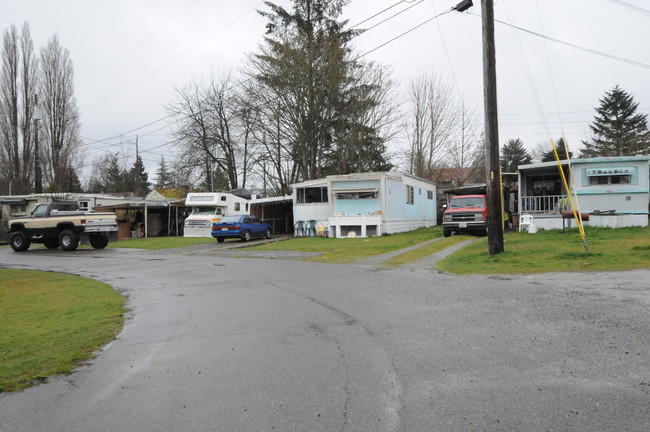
[500,138,532,172]
[154,155,173,188]
[581,85,650,157]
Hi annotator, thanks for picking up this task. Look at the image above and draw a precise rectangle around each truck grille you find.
[186,220,210,227]
[450,213,477,222]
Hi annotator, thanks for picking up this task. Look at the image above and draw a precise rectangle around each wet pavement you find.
[0,242,649,431]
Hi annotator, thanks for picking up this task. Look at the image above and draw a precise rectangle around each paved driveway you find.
[1,245,649,431]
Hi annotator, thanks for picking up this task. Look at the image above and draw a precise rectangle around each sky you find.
[3,0,650,183]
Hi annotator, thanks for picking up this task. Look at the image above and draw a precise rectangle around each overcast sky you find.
[4,0,650,181]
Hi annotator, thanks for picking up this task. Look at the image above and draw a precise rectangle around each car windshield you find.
[219,215,242,223]
[191,207,221,216]
[450,197,484,208]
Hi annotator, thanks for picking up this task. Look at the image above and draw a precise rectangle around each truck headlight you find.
[443,214,451,222]
[475,213,485,221]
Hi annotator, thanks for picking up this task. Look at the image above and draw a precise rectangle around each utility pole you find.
[481,0,504,254]
[34,94,43,193]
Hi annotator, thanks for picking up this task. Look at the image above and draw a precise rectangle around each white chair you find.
[519,214,534,232]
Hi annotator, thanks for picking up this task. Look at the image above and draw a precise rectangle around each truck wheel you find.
[443,229,452,238]
[90,234,109,249]
[59,229,79,251]
[10,231,30,252]
[43,238,59,249]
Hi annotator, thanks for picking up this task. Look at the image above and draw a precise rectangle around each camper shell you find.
[183,192,249,237]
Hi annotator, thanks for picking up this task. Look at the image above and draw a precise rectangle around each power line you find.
[471,12,650,69]
[83,0,428,146]
[76,0,201,83]
[608,0,650,17]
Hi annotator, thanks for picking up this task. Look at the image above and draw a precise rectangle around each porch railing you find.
[520,195,567,213]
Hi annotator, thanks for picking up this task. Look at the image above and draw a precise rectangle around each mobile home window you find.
[335,191,377,200]
[297,187,328,204]
[235,203,240,211]
[589,175,631,185]
[427,190,434,200]
[406,185,414,205]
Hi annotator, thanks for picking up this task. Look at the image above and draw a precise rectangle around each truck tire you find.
[443,228,452,238]
[90,234,109,249]
[43,238,59,249]
[10,231,31,252]
[59,229,79,251]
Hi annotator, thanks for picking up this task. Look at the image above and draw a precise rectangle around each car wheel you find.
[10,231,30,252]
[217,237,225,243]
[242,231,251,242]
[265,229,272,240]
[59,229,79,251]
[90,234,109,249]
[43,237,59,249]
[443,229,452,238]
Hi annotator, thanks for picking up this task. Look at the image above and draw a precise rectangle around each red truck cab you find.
[442,194,488,237]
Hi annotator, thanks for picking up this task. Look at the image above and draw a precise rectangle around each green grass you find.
[382,235,471,268]
[249,226,443,263]
[438,226,650,274]
[107,236,215,250]
[0,269,127,392]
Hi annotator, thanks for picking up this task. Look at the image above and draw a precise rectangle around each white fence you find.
[520,195,566,213]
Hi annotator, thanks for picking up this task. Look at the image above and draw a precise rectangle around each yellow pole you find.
[550,138,588,251]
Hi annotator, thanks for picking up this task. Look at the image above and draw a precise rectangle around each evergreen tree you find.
[126,155,149,196]
[101,153,125,193]
[500,138,532,172]
[581,85,650,157]
[154,155,173,188]
[542,137,573,162]
[248,0,394,183]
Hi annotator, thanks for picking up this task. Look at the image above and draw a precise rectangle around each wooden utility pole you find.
[481,0,504,254]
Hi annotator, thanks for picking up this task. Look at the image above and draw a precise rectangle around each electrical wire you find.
[471,13,650,69]
[76,0,201,83]
[83,0,431,152]
[608,0,650,17]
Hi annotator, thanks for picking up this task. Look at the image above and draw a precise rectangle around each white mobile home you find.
[518,155,650,229]
[292,172,437,238]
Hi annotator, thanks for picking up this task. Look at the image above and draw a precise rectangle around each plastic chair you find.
[294,221,305,237]
[519,214,534,232]
[305,220,317,237]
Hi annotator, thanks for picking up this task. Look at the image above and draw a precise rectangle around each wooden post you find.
[481,0,504,255]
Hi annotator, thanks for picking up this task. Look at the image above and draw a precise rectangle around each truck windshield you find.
[450,197,484,208]
[191,207,221,216]
[31,204,48,217]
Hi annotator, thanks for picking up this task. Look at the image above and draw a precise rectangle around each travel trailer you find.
[183,192,249,237]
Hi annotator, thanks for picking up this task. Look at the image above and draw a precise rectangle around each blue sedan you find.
[211,215,272,243]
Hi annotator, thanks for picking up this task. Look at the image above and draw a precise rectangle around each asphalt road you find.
[1,244,649,432]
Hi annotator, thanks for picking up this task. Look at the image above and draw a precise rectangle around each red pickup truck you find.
[442,194,488,237]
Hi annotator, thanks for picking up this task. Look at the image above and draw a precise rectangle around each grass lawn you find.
[0,269,127,392]
[249,226,443,263]
[106,236,215,250]
[381,235,471,268]
[438,226,650,274]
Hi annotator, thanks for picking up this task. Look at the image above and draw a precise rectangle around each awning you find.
[0,199,27,205]
[331,188,378,193]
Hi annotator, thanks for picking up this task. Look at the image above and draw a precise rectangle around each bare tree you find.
[167,72,253,191]
[0,23,38,194]
[403,73,459,179]
[445,103,483,187]
[40,33,81,192]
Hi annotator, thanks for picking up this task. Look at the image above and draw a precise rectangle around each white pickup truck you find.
[8,201,118,252]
